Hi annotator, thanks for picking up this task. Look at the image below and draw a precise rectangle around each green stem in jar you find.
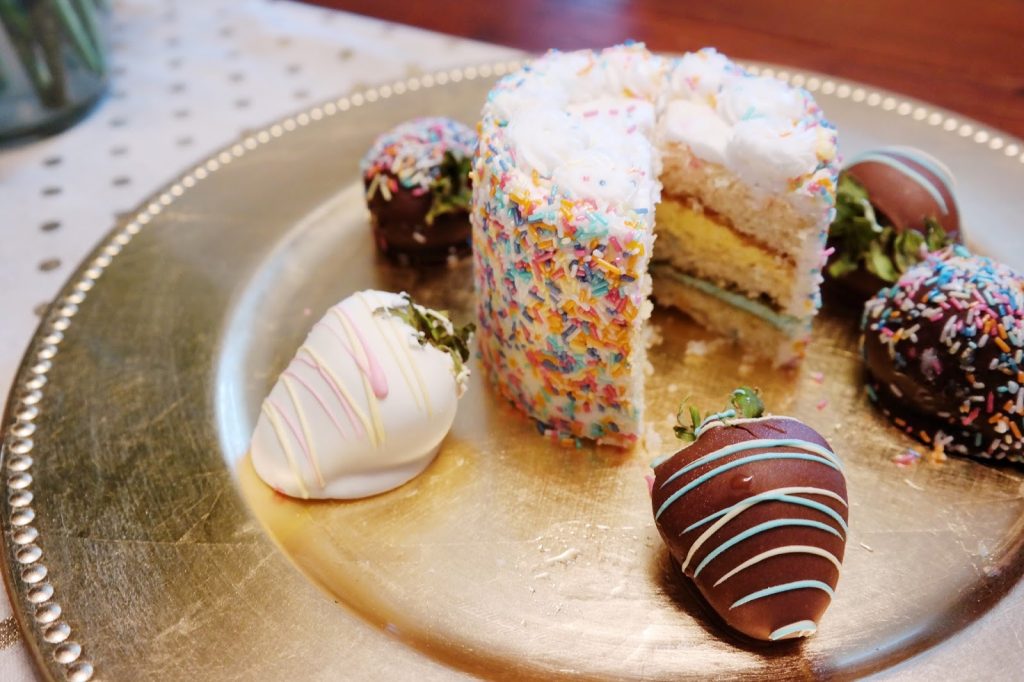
[57,0,105,74]
[0,0,106,109]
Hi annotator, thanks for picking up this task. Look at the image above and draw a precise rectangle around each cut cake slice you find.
[471,44,838,446]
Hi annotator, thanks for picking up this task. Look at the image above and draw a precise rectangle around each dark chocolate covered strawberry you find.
[826,146,960,303]
[651,388,849,642]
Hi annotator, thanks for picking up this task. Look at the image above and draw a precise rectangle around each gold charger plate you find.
[4,59,1024,681]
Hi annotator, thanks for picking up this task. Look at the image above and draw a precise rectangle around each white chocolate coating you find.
[250,290,467,499]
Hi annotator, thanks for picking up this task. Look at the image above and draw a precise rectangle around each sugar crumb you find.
[685,340,709,356]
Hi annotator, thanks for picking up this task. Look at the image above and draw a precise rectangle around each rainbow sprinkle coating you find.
[471,44,838,447]
[361,116,476,202]
[472,45,662,447]
[862,246,1024,461]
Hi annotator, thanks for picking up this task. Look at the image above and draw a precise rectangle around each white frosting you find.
[661,62,829,192]
[499,45,834,206]
[727,119,821,189]
[669,49,735,100]
[250,290,467,499]
[506,107,586,179]
[717,75,808,125]
[507,93,661,212]
[661,99,732,166]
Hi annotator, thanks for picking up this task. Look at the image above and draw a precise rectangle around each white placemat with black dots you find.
[0,0,516,677]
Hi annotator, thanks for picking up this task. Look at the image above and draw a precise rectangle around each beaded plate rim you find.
[2,56,1023,682]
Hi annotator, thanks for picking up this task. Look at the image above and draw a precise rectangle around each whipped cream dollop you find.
[661,48,833,191]
[492,44,835,210]
[496,44,667,215]
[250,290,472,499]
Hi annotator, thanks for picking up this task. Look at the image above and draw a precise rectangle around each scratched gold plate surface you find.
[4,60,1024,681]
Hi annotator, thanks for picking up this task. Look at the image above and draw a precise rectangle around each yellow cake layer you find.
[654,197,796,309]
[659,141,821,264]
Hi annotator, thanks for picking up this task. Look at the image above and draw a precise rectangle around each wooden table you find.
[311,0,1024,139]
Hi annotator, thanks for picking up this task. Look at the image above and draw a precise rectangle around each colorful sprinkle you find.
[361,117,476,199]
[472,44,836,446]
[863,247,1024,462]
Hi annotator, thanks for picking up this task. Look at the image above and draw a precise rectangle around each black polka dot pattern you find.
[3,0,519,449]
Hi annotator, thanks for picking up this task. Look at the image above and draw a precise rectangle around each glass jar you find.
[0,0,110,142]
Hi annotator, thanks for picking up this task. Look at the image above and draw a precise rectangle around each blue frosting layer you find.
[652,265,803,334]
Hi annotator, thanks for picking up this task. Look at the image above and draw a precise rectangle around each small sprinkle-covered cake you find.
[862,246,1024,462]
[827,146,960,303]
[472,44,838,446]
[362,117,477,264]
[651,389,849,641]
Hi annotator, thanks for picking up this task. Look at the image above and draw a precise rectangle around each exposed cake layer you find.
[654,197,797,313]
[651,265,809,366]
[661,49,839,221]
[659,144,831,319]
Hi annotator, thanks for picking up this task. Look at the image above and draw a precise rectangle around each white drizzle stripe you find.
[713,545,843,588]
[293,355,364,438]
[301,345,375,440]
[260,404,310,498]
[654,452,840,520]
[693,518,843,578]
[334,309,387,447]
[659,436,843,490]
[682,487,848,534]
[284,367,351,441]
[357,293,424,413]
[681,488,846,572]
[844,151,948,212]
[365,293,428,409]
[730,579,834,610]
[358,292,434,416]
[884,145,957,188]
[374,297,435,416]
[280,377,326,488]
[694,409,736,437]
[769,620,818,641]
[316,316,374,385]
